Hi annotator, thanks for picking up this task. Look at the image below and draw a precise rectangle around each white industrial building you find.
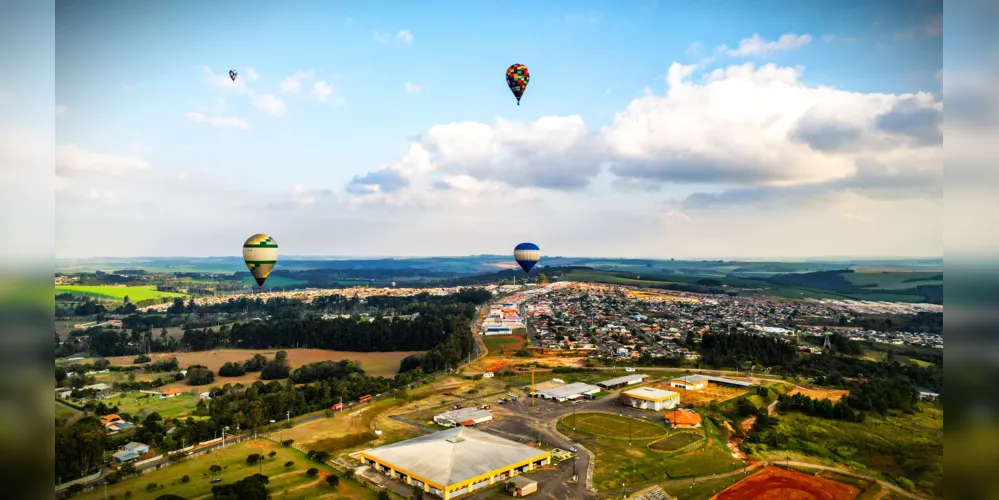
[533,382,601,402]
[621,387,680,411]
[597,374,646,389]
[434,408,494,427]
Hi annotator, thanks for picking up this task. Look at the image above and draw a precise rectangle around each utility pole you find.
[531,368,535,407]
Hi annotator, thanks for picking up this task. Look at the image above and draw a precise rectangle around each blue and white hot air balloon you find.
[513,242,541,282]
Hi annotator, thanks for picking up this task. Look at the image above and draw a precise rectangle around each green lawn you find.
[76,439,378,500]
[747,406,943,497]
[105,393,200,420]
[482,335,525,355]
[660,471,750,500]
[562,413,668,440]
[558,414,740,490]
[55,285,187,302]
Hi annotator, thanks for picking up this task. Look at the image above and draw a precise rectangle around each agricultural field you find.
[673,384,747,407]
[75,439,377,500]
[103,348,423,390]
[788,386,850,403]
[482,334,526,356]
[558,413,741,490]
[845,272,943,290]
[55,285,187,302]
[712,466,860,500]
[748,406,943,497]
[103,393,201,419]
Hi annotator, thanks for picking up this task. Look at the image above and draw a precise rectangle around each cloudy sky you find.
[49,0,943,259]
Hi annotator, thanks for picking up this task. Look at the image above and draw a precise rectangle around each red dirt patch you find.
[712,466,860,500]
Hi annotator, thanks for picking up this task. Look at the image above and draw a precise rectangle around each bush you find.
[345,468,355,479]
[326,475,340,488]
[898,477,915,491]
[185,365,215,386]
[313,451,330,463]
[125,491,132,498]
[218,362,245,377]
[268,451,277,458]
[378,491,391,500]
[306,468,319,477]
[284,461,294,467]
[210,464,222,473]
[134,354,151,364]
[181,475,190,483]
[246,453,262,465]
[281,439,294,447]
[146,483,158,491]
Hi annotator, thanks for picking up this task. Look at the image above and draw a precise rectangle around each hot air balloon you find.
[506,64,530,105]
[243,234,278,292]
[513,242,540,284]
[391,281,397,287]
[229,70,238,82]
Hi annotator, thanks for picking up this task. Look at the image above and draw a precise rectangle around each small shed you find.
[507,475,538,497]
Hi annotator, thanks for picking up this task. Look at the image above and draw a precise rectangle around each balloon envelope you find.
[506,64,530,104]
[229,70,238,81]
[243,234,278,287]
[513,242,540,275]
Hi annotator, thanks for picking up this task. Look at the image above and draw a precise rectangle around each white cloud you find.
[251,93,286,116]
[396,30,413,43]
[245,68,260,82]
[183,112,249,130]
[312,80,334,102]
[405,81,421,95]
[344,17,354,24]
[55,105,68,115]
[685,42,703,57]
[602,89,612,98]
[373,32,389,43]
[718,33,812,57]
[86,189,121,205]
[56,144,152,177]
[279,70,315,93]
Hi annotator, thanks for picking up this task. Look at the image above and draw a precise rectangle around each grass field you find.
[559,413,740,490]
[55,285,187,302]
[240,275,309,288]
[562,413,669,440]
[661,471,750,500]
[845,272,943,290]
[749,406,942,496]
[712,466,860,500]
[103,348,422,390]
[75,439,377,500]
[103,393,200,419]
[650,432,703,452]
[674,384,747,407]
[482,335,526,356]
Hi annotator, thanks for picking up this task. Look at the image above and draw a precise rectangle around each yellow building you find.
[621,386,680,411]
[358,427,551,499]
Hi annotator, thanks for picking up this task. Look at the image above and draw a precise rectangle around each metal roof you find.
[622,386,679,402]
[360,427,549,488]
[705,376,755,387]
[435,407,492,422]
[670,375,711,384]
[537,382,602,399]
[598,374,646,387]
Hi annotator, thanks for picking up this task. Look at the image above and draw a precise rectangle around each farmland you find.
[239,275,308,288]
[104,393,201,419]
[74,439,377,500]
[673,384,748,407]
[788,386,850,403]
[56,285,187,302]
[712,466,861,500]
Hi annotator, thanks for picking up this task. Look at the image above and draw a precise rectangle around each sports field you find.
[75,439,377,500]
[675,384,747,407]
[104,348,422,390]
[482,334,526,356]
[711,466,860,500]
[561,413,668,440]
[55,285,187,302]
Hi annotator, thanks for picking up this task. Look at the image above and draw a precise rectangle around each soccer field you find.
[560,413,668,440]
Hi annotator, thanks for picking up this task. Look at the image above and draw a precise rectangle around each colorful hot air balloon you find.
[513,242,541,283]
[243,234,278,291]
[506,64,530,105]
[391,281,397,287]
[229,70,238,82]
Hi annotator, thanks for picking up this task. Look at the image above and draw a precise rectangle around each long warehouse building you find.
[358,427,551,499]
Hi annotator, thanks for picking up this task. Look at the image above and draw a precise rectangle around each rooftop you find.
[598,374,646,386]
[623,386,679,402]
[671,375,711,384]
[360,427,549,489]
[436,407,492,422]
[538,382,602,399]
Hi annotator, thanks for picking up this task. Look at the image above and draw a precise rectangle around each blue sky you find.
[50,0,944,259]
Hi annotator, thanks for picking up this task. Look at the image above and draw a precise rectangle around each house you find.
[669,375,709,391]
[664,409,702,429]
[111,442,150,464]
[507,476,538,497]
[160,388,183,399]
[200,392,212,399]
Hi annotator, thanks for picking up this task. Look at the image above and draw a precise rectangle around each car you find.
[570,447,577,452]
[211,477,222,484]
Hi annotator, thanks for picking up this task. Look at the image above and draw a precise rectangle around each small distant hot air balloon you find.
[243,234,278,292]
[369,279,375,287]
[229,70,238,82]
[513,242,541,284]
[391,281,397,287]
[636,275,641,280]
[506,64,530,105]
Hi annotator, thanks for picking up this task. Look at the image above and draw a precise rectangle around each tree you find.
[186,365,215,386]
[180,475,190,483]
[344,469,355,480]
[326,475,340,488]
[155,495,189,500]
[306,468,319,477]
[412,488,424,500]
[268,451,276,458]
[246,454,263,465]
[219,362,246,377]
[378,490,391,500]
[211,474,269,500]
[210,465,223,473]
[281,439,294,447]
[284,461,294,468]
